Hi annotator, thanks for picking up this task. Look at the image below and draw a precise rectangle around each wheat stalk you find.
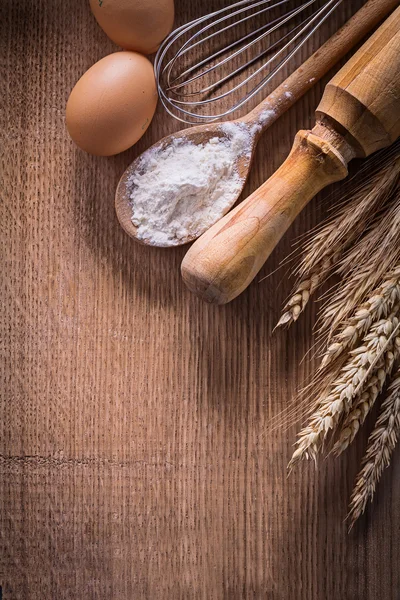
[289,315,400,468]
[348,367,400,528]
[320,271,400,370]
[279,142,400,526]
[277,149,400,329]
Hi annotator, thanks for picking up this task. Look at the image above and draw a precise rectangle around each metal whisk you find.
[155,0,343,124]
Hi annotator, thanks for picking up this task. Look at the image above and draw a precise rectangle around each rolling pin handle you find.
[181,131,349,304]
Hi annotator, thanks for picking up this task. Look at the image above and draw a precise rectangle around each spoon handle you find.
[242,0,400,134]
[182,7,400,305]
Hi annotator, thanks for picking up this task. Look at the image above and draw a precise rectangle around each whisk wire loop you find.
[155,0,343,124]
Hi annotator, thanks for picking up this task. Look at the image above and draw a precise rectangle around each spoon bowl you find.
[115,122,256,247]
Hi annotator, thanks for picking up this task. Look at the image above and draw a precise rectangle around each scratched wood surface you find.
[1,1,399,599]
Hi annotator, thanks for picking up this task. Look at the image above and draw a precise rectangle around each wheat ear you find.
[320,270,400,370]
[333,344,400,456]
[289,315,400,468]
[277,258,335,326]
[348,367,400,528]
[277,150,400,328]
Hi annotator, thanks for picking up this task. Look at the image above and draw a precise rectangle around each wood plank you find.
[1,1,399,598]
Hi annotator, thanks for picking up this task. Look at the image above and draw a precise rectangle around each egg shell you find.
[66,51,158,156]
[89,0,174,55]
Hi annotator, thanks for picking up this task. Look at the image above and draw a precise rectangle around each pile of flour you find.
[128,122,252,247]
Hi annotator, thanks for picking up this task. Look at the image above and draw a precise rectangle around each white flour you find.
[128,122,252,247]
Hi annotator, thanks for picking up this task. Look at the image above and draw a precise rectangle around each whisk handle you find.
[181,131,348,304]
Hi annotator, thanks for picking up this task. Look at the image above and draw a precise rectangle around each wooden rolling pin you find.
[181,5,400,305]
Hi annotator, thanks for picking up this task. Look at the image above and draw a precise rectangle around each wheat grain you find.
[288,315,400,468]
[348,367,400,528]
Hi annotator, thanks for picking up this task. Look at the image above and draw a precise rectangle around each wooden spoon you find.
[115,0,398,248]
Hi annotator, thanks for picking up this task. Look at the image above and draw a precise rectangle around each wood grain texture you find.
[1,1,399,599]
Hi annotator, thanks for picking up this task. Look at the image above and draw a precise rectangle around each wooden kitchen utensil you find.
[116,0,398,246]
[181,5,400,304]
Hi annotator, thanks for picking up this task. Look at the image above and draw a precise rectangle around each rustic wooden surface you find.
[1,1,399,598]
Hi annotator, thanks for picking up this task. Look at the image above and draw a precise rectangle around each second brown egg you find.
[89,0,175,55]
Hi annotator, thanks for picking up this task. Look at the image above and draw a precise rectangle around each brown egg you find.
[66,51,158,156]
[89,0,174,55]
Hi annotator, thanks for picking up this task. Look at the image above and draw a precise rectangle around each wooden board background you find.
[1,1,400,598]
